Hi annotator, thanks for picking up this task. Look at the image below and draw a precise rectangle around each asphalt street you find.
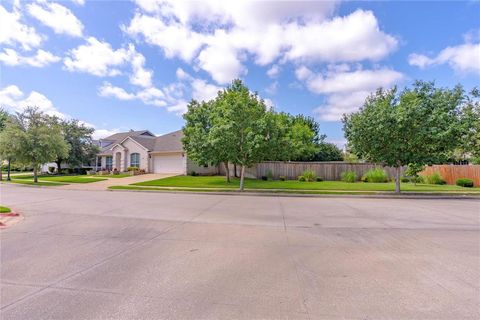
[1,184,479,319]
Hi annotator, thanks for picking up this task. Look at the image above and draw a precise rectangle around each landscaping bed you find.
[13,175,107,183]
[131,176,480,193]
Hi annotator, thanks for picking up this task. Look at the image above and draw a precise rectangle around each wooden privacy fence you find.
[421,165,480,186]
[221,161,405,181]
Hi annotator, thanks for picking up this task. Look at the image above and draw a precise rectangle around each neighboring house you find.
[96,129,217,175]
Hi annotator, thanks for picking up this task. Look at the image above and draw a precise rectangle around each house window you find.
[96,157,102,168]
[106,156,113,170]
[130,153,140,168]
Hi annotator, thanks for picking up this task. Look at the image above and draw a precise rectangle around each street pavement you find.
[1,184,479,319]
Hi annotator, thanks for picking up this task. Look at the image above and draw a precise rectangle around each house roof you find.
[97,129,183,156]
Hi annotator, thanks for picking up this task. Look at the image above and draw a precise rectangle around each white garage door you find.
[153,154,185,173]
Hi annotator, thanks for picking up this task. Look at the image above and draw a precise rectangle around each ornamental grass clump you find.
[341,170,357,183]
[361,168,389,183]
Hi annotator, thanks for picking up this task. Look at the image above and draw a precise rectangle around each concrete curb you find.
[0,209,23,228]
[107,188,480,200]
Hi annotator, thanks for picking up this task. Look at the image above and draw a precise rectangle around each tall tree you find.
[214,80,274,191]
[182,99,232,182]
[458,88,480,163]
[0,107,69,183]
[0,108,11,181]
[343,81,464,193]
[53,119,99,173]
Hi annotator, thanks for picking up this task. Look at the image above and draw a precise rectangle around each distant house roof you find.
[97,129,183,156]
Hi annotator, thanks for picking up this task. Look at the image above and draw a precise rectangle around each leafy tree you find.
[213,80,274,190]
[53,119,99,172]
[0,108,12,181]
[267,112,318,161]
[343,81,464,193]
[312,142,343,161]
[404,163,425,185]
[182,100,233,182]
[0,107,69,183]
[458,88,480,162]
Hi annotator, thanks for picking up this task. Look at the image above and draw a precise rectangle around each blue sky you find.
[1,0,479,144]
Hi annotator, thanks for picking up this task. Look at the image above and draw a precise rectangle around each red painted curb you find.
[0,212,20,217]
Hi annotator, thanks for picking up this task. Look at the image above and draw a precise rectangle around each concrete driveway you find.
[55,173,173,190]
[1,184,479,319]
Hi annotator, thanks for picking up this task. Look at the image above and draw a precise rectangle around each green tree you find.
[458,88,480,162]
[0,108,12,181]
[0,107,69,183]
[53,119,99,173]
[343,81,464,193]
[182,99,233,182]
[214,79,274,191]
[313,142,343,161]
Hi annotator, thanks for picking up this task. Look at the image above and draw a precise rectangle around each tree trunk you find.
[33,165,38,183]
[223,161,230,183]
[233,163,238,178]
[239,165,246,191]
[6,158,11,181]
[56,159,62,174]
[0,163,2,181]
[395,166,401,193]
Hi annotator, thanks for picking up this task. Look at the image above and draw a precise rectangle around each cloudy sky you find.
[1,0,479,143]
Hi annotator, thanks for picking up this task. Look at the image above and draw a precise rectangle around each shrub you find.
[315,177,323,182]
[341,170,357,183]
[401,176,410,183]
[189,171,198,176]
[261,176,268,181]
[456,178,474,188]
[279,175,286,181]
[361,168,388,183]
[412,175,425,184]
[266,169,274,180]
[298,176,306,182]
[301,169,316,182]
[127,166,139,172]
[423,172,446,185]
[48,166,56,174]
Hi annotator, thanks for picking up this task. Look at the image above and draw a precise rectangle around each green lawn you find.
[8,179,68,186]
[0,206,11,213]
[14,175,107,183]
[90,173,131,178]
[133,175,480,193]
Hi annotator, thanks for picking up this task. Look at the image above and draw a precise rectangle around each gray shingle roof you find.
[97,129,183,155]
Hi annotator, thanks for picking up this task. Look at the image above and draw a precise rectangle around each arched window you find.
[130,153,140,168]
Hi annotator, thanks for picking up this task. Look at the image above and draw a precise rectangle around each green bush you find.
[189,171,198,176]
[456,178,474,188]
[261,176,268,181]
[298,176,306,182]
[315,177,323,182]
[401,176,410,183]
[423,172,446,185]
[412,175,425,184]
[127,166,139,172]
[279,175,286,181]
[301,169,316,182]
[361,168,388,183]
[341,170,357,183]
[48,166,56,174]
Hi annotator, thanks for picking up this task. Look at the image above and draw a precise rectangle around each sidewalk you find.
[55,173,174,191]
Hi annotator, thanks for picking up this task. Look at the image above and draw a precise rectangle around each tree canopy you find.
[343,81,466,192]
[0,107,69,182]
[52,118,99,172]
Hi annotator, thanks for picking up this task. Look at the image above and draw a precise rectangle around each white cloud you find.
[409,43,480,74]
[27,1,84,37]
[265,81,278,95]
[299,67,404,94]
[267,64,280,78]
[0,85,66,118]
[92,128,121,140]
[296,67,404,121]
[0,5,42,50]
[125,2,398,84]
[129,49,153,87]
[71,0,85,6]
[98,82,136,101]
[0,48,60,67]
[64,37,131,76]
[190,78,222,102]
